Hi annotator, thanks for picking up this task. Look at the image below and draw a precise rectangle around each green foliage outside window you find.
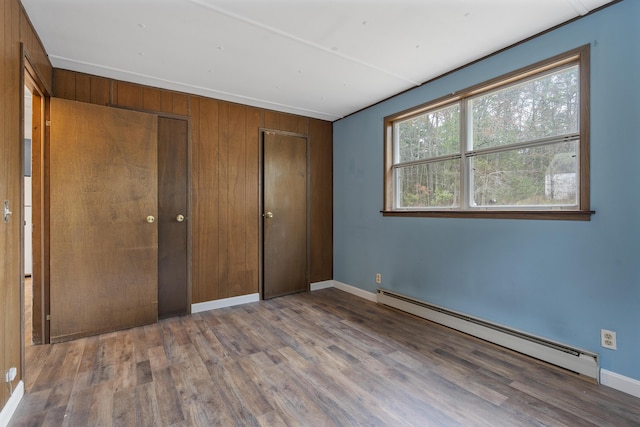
[392,64,580,210]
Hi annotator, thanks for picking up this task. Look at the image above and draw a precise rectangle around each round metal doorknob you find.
[264,211,273,219]
[176,214,185,222]
[146,215,155,223]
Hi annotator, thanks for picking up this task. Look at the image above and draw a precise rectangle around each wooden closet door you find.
[262,131,308,299]
[157,117,189,318]
[49,98,158,342]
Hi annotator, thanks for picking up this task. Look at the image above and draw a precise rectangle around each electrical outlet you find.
[601,329,617,350]
[375,273,381,284]
[4,367,17,382]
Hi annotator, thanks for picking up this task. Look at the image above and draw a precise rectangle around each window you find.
[383,45,592,220]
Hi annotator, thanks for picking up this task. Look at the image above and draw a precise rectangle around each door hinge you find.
[3,200,11,223]
[45,120,51,127]
[46,314,51,321]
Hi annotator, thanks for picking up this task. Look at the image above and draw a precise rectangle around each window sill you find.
[381,210,595,221]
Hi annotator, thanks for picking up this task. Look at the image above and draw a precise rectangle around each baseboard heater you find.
[377,288,599,382]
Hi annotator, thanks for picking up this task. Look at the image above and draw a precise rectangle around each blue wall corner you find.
[333,0,640,381]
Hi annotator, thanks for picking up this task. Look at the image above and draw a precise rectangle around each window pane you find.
[397,160,460,208]
[470,141,578,207]
[470,65,578,150]
[396,104,460,163]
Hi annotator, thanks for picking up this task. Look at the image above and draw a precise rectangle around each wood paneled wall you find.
[19,5,51,93]
[1,0,52,411]
[53,69,333,304]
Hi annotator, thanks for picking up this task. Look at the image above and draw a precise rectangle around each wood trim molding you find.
[381,210,595,221]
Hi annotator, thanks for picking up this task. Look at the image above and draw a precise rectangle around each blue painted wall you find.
[333,0,640,381]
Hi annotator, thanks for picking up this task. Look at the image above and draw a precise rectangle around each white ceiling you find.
[22,0,613,121]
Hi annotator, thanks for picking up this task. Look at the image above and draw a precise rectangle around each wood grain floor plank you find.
[112,388,137,427]
[192,315,235,364]
[208,368,262,427]
[152,367,185,426]
[12,287,640,426]
[181,400,213,427]
[41,405,67,427]
[95,335,118,369]
[58,340,84,379]
[190,377,238,426]
[159,321,184,365]
[512,368,640,427]
[113,331,136,392]
[132,325,149,364]
[135,360,153,386]
[207,310,262,358]
[388,349,510,406]
[168,362,202,417]
[142,323,163,348]
[256,411,288,427]
[147,345,169,372]
[221,360,274,417]
[350,353,502,427]
[30,343,71,392]
[278,355,410,426]
[77,336,100,374]
[43,378,73,411]
[339,361,464,427]
[87,382,114,426]
[22,345,51,391]
[250,363,341,427]
[88,364,114,387]
[10,388,50,417]
[133,382,161,427]
[503,388,593,427]
[60,371,93,427]
[272,364,365,427]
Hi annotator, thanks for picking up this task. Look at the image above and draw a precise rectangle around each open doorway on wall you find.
[23,67,47,346]
[24,85,33,347]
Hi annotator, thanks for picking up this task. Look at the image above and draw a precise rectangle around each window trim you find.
[383,45,593,220]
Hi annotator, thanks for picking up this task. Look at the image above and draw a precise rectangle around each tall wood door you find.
[158,117,189,318]
[263,132,308,299]
[49,98,158,342]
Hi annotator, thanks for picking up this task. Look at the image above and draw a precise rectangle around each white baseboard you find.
[191,293,260,313]
[333,281,377,302]
[0,380,24,427]
[310,280,334,291]
[310,280,377,302]
[600,369,640,398]
[192,281,376,313]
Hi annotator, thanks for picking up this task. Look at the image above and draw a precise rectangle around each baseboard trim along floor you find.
[600,369,640,398]
[191,293,260,313]
[0,380,24,427]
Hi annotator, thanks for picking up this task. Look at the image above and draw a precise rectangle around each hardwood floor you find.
[11,288,640,426]
[24,276,32,347]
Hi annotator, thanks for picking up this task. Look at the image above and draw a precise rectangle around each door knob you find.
[176,214,185,222]
[146,215,155,223]
[264,211,273,219]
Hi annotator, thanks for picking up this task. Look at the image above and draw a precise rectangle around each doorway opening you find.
[24,85,32,347]
[23,66,47,347]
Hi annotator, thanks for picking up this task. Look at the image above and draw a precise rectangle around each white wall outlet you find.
[5,366,17,382]
[375,273,381,284]
[601,329,617,350]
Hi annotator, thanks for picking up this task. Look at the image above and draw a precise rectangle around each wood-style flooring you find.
[24,276,32,347]
[10,288,640,426]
